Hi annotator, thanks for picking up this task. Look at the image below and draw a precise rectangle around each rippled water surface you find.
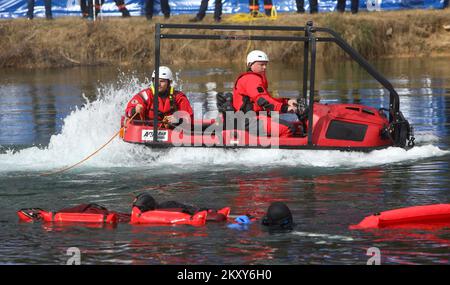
[0,58,449,265]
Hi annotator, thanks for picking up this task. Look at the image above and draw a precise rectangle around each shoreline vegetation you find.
[1,9,450,69]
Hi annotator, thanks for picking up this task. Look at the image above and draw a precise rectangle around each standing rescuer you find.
[232,50,299,137]
[189,0,223,23]
[27,0,52,20]
[125,66,193,126]
[145,0,171,20]
[80,0,131,19]
[249,0,273,16]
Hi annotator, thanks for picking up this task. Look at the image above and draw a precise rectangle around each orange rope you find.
[40,112,139,176]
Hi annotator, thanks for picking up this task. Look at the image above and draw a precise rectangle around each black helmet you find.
[132,193,157,212]
[261,202,293,229]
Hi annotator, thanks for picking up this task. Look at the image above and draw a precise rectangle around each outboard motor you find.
[393,112,415,148]
[383,111,415,148]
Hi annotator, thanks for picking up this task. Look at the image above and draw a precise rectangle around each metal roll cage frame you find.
[151,21,409,147]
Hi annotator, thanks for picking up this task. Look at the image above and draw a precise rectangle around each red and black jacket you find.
[232,72,288,114]
[125,86,193,121]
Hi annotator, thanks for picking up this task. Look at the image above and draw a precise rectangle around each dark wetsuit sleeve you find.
[158,201,199,215]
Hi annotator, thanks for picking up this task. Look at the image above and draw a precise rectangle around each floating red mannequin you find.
[17,194,231,227]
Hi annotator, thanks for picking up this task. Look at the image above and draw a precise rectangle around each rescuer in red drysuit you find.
[233,50,299,137]
[125,66,193,127]
[248,0,273,16]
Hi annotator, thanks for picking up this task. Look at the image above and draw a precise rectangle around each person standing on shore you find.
[80,0,131,19]
[444,0,449,9]
[145,0,171,20]
[189,0,223,23]
[27,0,52,20]
[249,0,273,17]
[295,0,318,14]
[336,0,359,14]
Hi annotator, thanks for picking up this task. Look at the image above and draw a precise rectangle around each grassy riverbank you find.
[1,9,450,69]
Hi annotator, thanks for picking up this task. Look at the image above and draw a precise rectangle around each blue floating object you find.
[235,215,251,225]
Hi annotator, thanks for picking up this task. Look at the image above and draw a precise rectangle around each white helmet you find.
[246,50,269,66]
[152,66,174,81]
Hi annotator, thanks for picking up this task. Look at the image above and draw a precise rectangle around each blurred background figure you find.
[27,0,52,20]
[115,0,131,17]
[337,0,359,14]
[295,0,318,14]
[189,0,223,23]
[80,0,130,19]
[249,0,273,16]
[145,0,170,20]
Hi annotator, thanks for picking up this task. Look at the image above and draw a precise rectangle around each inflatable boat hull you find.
[121,103,394,151]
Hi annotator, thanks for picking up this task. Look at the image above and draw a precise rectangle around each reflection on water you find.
[1,165,448,265]
[0,57,449,264]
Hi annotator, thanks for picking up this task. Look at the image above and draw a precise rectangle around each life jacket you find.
[233,71,268,113]
[138,85,179,120]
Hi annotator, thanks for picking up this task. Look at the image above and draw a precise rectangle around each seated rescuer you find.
[125,66,193,127]
[232,50,299,137]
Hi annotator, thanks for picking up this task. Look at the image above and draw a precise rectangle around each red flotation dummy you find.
[40,211,117,224]
[17,209,117,224]
[350,204,450,230]
[17,204,118,225]
[18,205,229,226]
[17,208,46,223]
[130,206,207,226]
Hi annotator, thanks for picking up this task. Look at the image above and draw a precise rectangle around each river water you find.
[0,58,449,265]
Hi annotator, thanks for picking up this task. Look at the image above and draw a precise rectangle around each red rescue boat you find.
[120,22,415,151]
[121,102,404,151]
